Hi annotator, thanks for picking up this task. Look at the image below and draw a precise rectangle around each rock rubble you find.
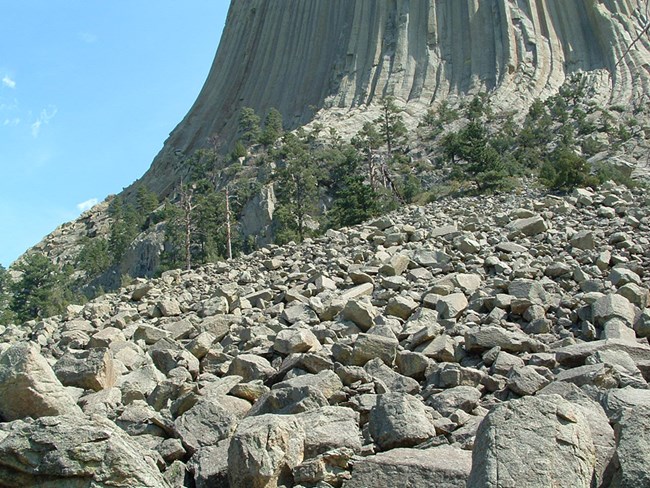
[1,182,649,487]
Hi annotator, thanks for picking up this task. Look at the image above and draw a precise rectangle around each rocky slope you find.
[138,0,650,196]
[1,182,649,487]
[15,0,650,287]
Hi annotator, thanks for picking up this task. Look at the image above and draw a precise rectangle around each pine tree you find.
[0,265,13,324]
[135,186,159,216]
[352,122,383,190]
[329,146,380,228]
[10,253,67,321]
[108,196,140,265]
[238,107,261,146]
[77,238,111,276]
[259,108,284,146]
[275,134,319,243]
[375,96,407,156]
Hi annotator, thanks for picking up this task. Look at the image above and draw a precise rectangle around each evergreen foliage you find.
[10,253,71,321]
[375,96,407,156]
[238,107,261,146]
[77,238,111,276]
[540,146,597,191]
[274,133,319,244]
[328,146,380,228]
[108,196,140,265]
[0,265,13,324]
[259,108,284,146]
[135,186,159,217]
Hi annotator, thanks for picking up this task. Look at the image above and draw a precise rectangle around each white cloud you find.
[79,32,98,44]
[31,106,57,137]
[2,76,16,89]
[77,198,99,212]
[3,118,20,126]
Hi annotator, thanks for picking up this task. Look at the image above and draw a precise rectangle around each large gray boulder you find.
[368,393,436,450]
[428,385,482,417]
[228,414,305,488]
[187,441,230,488]
[228,406,361,488]
[341,298,378,331]
[507,215,547,236]
[0,415,169,487]
[298,406,362,457]
[468,395,597,487]
[592,293,636,327]
[344,446,471,487]
[0,342,82,421]
[608,404,650,487]
[174,397,243,454]
[465,326,544,354]
[538,382,616,487]
[53,347,117,391]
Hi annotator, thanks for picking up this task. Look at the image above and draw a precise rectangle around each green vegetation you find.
[238,107,261,146]
[273,133,320,244]
[539,146,597,191]
[0,265,13,324]
[9,253,77,322]
[26,83,648,311]
[160,148,244,270]
[425,75,641,193]
[259,108,284,147]
[77,238,111,276]
[108,196,140,264]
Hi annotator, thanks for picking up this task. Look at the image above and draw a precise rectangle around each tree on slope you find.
[274,133,319,243]
[10,253,68,321]
[0,265,13,324]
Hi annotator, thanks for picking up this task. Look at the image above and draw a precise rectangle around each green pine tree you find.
[77,238,111,276]
[10,253,68,321]
[238,107,261,146]
[0,265,14,324]
[274,134,319,243]
[375,96,407,156]
[259,108,284,147]
[329,146,380,228]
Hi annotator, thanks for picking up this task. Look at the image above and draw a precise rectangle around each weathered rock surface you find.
[0,343,82,421]
[468,395,597,487]
[141,0,650,197]
[0,415,169,487]
[344,446,471,488]
[2,181,650,487]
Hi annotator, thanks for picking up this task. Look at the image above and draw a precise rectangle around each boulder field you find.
[0,182,649,487]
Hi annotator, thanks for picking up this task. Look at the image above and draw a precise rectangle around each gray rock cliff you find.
[136,0,650,196]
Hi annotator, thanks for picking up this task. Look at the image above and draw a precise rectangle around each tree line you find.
[2,83,642,324]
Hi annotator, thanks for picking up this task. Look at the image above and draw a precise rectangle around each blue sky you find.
[0,1,230,267]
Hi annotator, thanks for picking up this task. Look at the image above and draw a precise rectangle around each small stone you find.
[570,230,595,250]
[341,299,377,331]
[507,365,551,396]
[507,215,547,236]
[385,296,419,320]
[436,293,468,319]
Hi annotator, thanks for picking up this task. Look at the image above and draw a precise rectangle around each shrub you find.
[540,146,597,191]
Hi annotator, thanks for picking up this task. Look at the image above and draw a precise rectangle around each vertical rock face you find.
[138,0,650,195]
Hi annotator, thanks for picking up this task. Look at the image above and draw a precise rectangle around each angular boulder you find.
[344,446,471,487]
[53,347,117,391]
[468,395,596,487]
[0,342,82,421]
[0,415,169,487]
[368,392,436,450]
[228,414,305,488]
